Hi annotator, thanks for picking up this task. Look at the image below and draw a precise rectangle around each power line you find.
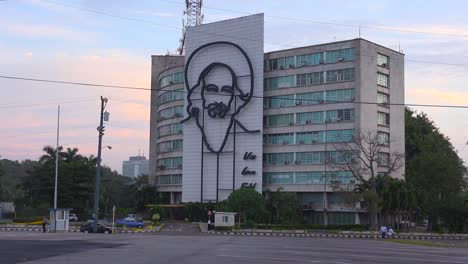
[2,74,468,110]
[40,0,468,68]
[161,0,468,39]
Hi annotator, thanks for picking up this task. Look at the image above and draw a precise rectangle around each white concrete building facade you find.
[149,14,405,224]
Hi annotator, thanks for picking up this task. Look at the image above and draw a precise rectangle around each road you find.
[2,226,468,263]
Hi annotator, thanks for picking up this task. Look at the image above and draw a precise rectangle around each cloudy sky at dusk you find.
[1,0,468,172]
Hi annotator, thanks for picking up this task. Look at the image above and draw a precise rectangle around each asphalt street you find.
[1,228,468,264]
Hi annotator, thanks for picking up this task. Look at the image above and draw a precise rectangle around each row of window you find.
[158,174,182,185]
[377,72,389,87]
[263,171,355,184]
[264,129,354,145]
[159,72,184,87]
[264,68,355,90]
[159,89,184,104]
[377,53,389,68]
[263,151,351,165]
[377,112,390,126]
[265,48,355,71]
[158,139,183,153]
[157,157,183,170]
[159,106,184,121]
[264,89,355,108]
[264,109,354,127]
[158,123,183,137]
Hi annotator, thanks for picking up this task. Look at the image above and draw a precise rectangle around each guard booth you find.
[214,212,236,228]
[49,208,72,232]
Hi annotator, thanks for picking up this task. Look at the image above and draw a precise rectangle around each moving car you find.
[80,223,112,234]
[69,213,78,222]
[116,217,144,228]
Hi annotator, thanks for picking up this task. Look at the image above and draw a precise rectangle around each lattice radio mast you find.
[177,0,204,55]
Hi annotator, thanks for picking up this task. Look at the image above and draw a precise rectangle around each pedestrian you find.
[388,227,394,238]
[42,216,48,233]
[379,225,387,239]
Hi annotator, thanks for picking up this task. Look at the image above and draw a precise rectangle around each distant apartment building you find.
[122,155,149,178]
[149,14,405,224]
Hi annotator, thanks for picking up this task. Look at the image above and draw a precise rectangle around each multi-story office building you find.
[149,14,404,224]
[122,155,149,178]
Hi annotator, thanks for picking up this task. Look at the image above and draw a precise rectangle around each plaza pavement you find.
[1,225,468,264]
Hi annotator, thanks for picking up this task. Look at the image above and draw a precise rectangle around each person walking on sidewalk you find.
[388,227,394,238]
[42,216,48,233]
[380,225,387,239]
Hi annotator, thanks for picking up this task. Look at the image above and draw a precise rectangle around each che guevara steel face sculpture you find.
[182,41,259,154]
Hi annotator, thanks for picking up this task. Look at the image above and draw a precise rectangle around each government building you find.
[149,14,404,225]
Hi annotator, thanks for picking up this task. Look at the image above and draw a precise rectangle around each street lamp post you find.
[93,96,108,233]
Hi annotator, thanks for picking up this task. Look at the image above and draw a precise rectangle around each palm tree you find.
[39,145,63,164]
[61,147,83,163]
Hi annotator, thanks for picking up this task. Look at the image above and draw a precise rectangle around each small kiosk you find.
[214,212,237,228]
[49,208,72,232]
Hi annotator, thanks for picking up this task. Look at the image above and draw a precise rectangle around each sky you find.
[1,0,468,173]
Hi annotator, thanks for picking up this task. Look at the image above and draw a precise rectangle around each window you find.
[158,139,183,152]
[263,153,294,165]
[378,152,390,166]
[268,56,295,70]
[264,75,295,90]
[159,89,184,104]
[326,151,351,164]
[296,111,324,125]
[326,68,354,83]
[377,53,389,67]
[296,131,324,144]
[326,89,355,103]
[296,52,324,66]
[326,48,355,63]
[264,114,295,127]
[377,92,389,105]
[296,72,324,86]
[295,172,323,184]
[264,133,294,145]
[328,212,355,225]
[264,171,354,185]
[326,109,354,122]
[296,151,324,164]
[159,174,182,185]
[221,216,229,223]
[296,92,324,105]
[158,106,184,120]
[377,72,389,87]
[263,172,294,184]
[159,72,184,87]
[378,132,390,145]
[377,112,390,126]
[157,157,182,169]
[264,94,295,108]
[326,129,354,143]
[325,171,354,184]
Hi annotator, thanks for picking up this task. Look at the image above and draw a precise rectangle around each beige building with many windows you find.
[149,14,404,225]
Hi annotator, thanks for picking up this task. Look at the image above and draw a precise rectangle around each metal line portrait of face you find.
[182,41,257,154]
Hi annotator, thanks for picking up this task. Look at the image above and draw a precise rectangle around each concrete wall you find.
[182,14,264,202]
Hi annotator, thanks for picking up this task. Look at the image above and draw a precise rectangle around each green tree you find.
[226,188,266,224]
[405,108,467,230]
[264,188,299,225]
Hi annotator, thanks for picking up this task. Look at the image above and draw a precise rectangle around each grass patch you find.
[386,239,465,248]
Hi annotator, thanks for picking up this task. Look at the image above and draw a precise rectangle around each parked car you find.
[69,213,78,222]
[116,217,144,228]
[80,223,112,234]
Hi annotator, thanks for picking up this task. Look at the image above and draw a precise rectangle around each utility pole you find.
[54,105,60,232]
[93,96,108,233]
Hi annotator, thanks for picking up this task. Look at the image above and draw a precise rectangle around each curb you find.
[203,231,467,240]
[0,227,163,234]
